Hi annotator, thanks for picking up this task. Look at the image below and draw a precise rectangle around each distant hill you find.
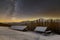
[0,23,11,27]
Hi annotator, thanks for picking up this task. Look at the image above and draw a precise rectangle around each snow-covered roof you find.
[34,26,47,32]
[11,26,27,30]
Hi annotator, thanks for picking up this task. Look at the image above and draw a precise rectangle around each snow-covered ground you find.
[0,26,60,40]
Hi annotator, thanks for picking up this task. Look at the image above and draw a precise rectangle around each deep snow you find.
[0,26,60,40]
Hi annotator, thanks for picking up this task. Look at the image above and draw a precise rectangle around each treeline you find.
[25,19,60,34]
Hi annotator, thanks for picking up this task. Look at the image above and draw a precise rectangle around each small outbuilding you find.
[11,26,27,31]
[34,26,47,32]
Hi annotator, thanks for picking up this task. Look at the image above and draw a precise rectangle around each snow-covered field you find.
[0,26,60,40]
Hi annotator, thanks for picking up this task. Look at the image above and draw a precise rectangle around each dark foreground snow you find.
[0,27,60,40]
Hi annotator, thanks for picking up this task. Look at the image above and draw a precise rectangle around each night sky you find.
[0,0,60,22]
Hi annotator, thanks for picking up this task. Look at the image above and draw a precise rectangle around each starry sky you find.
[0,0,60,22]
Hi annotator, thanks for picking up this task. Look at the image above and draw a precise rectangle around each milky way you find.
[0,0,60,22]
